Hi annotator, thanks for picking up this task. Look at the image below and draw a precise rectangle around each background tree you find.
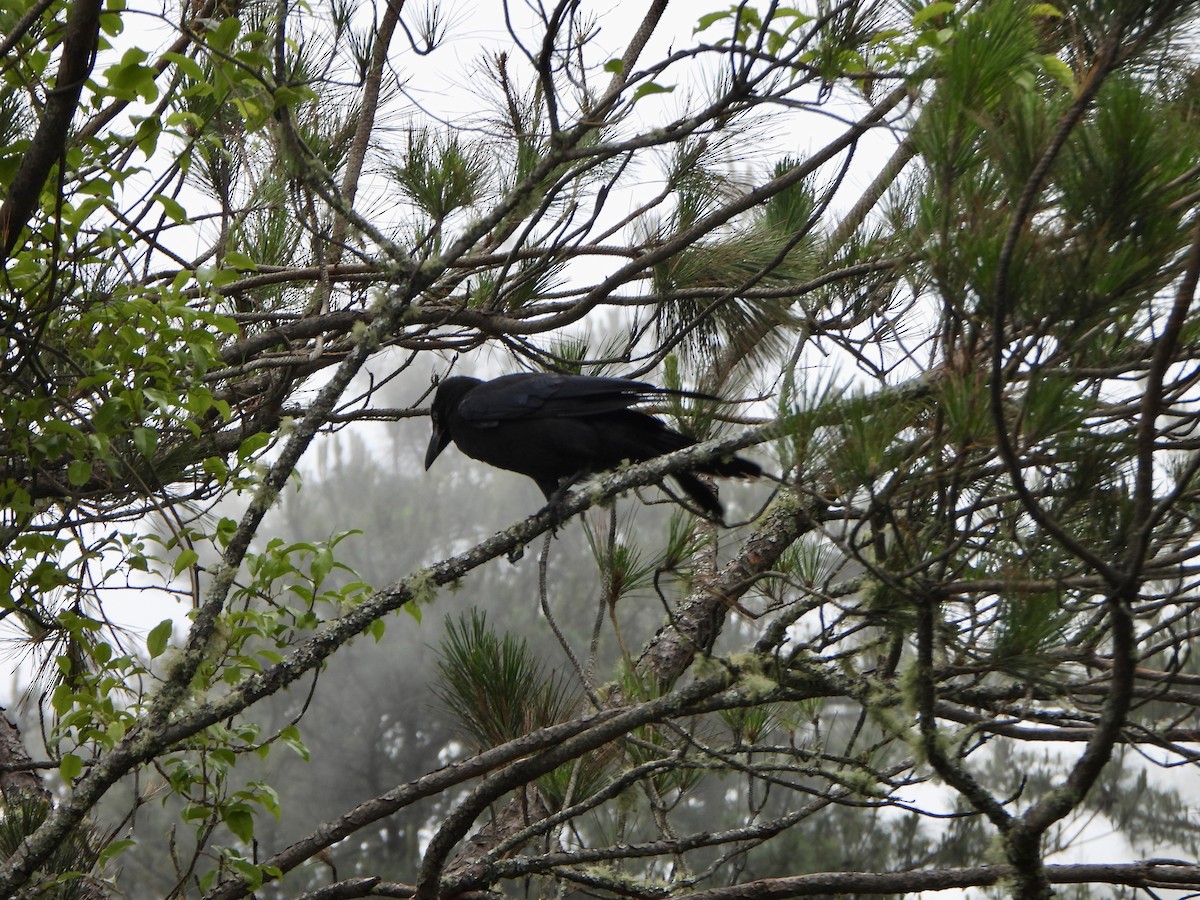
[3,0,1200,897]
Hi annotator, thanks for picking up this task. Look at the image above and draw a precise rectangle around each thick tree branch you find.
[0,709,49,806]
[678,861,1200,899]
[638,489,823,684]
[0,0,102,260]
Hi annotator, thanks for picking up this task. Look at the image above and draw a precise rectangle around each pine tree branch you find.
[678,861,1200,899]
[412,673,734,900]
[637,489,824,685]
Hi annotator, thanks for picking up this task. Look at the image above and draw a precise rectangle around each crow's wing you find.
[456,373,670,422]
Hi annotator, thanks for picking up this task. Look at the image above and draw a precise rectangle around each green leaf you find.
[227,857,264,889]
[147,618,173,658]
[67,460,91,486]
[695,8,733,33]
[273,84,316,108]
[224,251,258,271]
[603,58,624,74]
[1028,2,1064,17]
[237,432,271,462]
[163,51,205,81]
[181,803,209,823]
[173,548,199,576]
[51,684,74,715]
[225,807,255,843]
[144,387,176,412]
[203,457,230,481]
[104,47,158,102]
[912,1,955,27]
[99,8,124,36]
[279,725,310,760]
[133,427,158,458]
[97,839,136,870]
[60,753,83,782]
[310,548,333,584]
[1039,54,1074,88]
[154,193,189,223]
[215,516,238,547]
[633,82,675,101]
[209,16,242,53]
[133,116,161,157]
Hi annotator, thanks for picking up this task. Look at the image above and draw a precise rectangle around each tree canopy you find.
[3,0,1200,897]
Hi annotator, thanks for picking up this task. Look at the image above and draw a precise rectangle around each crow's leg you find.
[537,470,590,521]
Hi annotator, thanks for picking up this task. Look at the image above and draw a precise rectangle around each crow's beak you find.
[425,425,451,470]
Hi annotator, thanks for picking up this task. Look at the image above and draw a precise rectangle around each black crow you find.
[424,373,760,519]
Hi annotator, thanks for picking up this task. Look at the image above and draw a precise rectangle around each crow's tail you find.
[700,454,762,480]
[672,472,724,519]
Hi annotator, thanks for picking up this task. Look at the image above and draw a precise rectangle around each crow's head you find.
[424,376,483,470]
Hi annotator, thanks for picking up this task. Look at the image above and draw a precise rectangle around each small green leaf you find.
[695,8,733,33]
[279,725,310,761]
[51,684,74,715]
[173,548,199,576]
[104,47,158,102]
[154,194,189,223]
[209,16,242,53]
[224,251,258,270]
[97,839,136,870]
[1039,54,1074,87]
[273,84,316,108]
[144,387,176,412]
[203,457,231,481]
[147,619,173,658]
[134,116,161,157]
[181,803,209,823]
[60,753,83,782]
[603,58,624,74]
[310,548,333,584]
[228,857,265,889]
[912,1,955,27]
[163,51,205,81]
[133,427,158,458]
[99,8,124,35]
[632,81,675,101]
[225,808,255,843]
[1028,2,1064,16]
[215,516,238,547]
[67,460,91,486]
[237,432,271,462]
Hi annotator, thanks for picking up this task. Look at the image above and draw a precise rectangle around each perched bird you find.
[424,372,761,519]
